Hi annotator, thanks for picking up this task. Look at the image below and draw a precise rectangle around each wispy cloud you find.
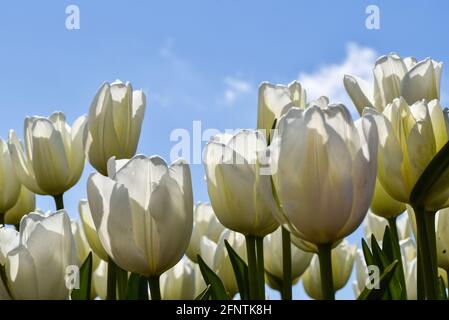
[298,42,377,114]
[223,76,252,104]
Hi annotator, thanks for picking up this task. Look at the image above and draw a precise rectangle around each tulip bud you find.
[302,240,356,299]
[78,200,108,261]
[8,112,87,196]
[0,139,21,217]
[204,130,279,237]
[186,202,225,262]
[160,259,197,300]
[436,208,449,271]
[257,81,306,135]
[86,80,146,175]
[370,178,405,218]
[87,155,193,277]
[366,98,448,209]
[4,186,35,226]
[209,230,247,298]
[263,227,313,287]
[269,102,378,245]
[344,53,442,115]
[4,210,76,299]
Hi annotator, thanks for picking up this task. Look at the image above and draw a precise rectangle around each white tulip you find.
[186,202,225,262]
[4,186,35,226]
[263,227,313,284]
[436,208,449,271]
[0,139,21,216]
[204,130,279,237]
[363,211,388,241]
[302,241,356,299]
[87,155,193,277]
[87,80,146,175]
[92,260,108,300]
[344,53,442,114]
[269,102,378,245]
[8,112,87,196]
[366,98,448,209]
[5,210,76,299]
[160,259,196,300]
[370,178,406,218]
[78,200,108,261]
[257,81,307,134]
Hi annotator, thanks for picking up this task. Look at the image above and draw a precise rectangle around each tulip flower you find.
[204,129,279,299]
[371,179,406,219]
[92,260,108,300]
[186,202,225,262]
[160,259,197,300]
[344,53,442,115]
[263,227,313,293]
[205,230,247,298]
[4,186,35,227]
[302,241,356,300]
[268,100,378,299]
[78,200,108,261]
[8,112,87,209]
[86,80,146,176]
[257,81,307,136]
[436,208,449,271]
[0,138,22,220]
[4,210,76,299]
[87,155,193,299]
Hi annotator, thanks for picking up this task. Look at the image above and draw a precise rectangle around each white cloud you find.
[298,42,377,114]
[223,76,252,104]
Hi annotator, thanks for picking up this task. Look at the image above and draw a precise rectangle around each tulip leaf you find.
[370,235,402,300]
[195,285,211,300]
[126,273,148,300]
[357,260,399,300]
[225,240,250,300]
[71,252,93,300]
[410,140,449,208]
[197,254,229,300]
[381,226,394,262]
[361,238,377,268]
[438,276,447,300]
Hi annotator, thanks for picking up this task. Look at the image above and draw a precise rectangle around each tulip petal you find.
[401,58,440,105]
[343,75,374,114]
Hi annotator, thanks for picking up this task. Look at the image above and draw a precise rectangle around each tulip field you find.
[0,1,448,303]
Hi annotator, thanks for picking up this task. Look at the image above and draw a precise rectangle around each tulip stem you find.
[0,214,4,225]
[414,206,439,299]
[317,243,335,300]
[255,236,265,300]
[106,257,117,300]
[281,227,292,300]
[148,275,161,300]
[446,269,449,290]
[387,216,407,299]
[53,193,64,210]
[245,235,258,300]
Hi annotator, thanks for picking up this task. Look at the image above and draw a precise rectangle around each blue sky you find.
[0,0,448,299]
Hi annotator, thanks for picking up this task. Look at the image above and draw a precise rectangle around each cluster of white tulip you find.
[0,52,448,301]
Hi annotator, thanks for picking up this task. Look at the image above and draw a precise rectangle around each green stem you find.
[14,224,19,231]
[414,207,439,299]
[255,236,265,300]
[53,193,64,210]
[281,227,292,300]
[148,275,161,300]
[424,211,440,299]
[106,257,117,300]
[0,214,4,225]
[245,235,258,300]
[317,243,335,300]
[446,269,449,290]
[417,254,425,300]
[388,216,407,299]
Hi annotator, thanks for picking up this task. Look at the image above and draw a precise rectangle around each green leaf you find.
[371,235,402,300]
[71,252,93,300]
[126,273,148,300]
[357,260,399,300]
[194,285,211,300]
[410,140,449,207]
[225,240,250,300]
[438,276,448,300]
[197,254,229,300]
[361,238,377,268]
[381,226,394,262]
